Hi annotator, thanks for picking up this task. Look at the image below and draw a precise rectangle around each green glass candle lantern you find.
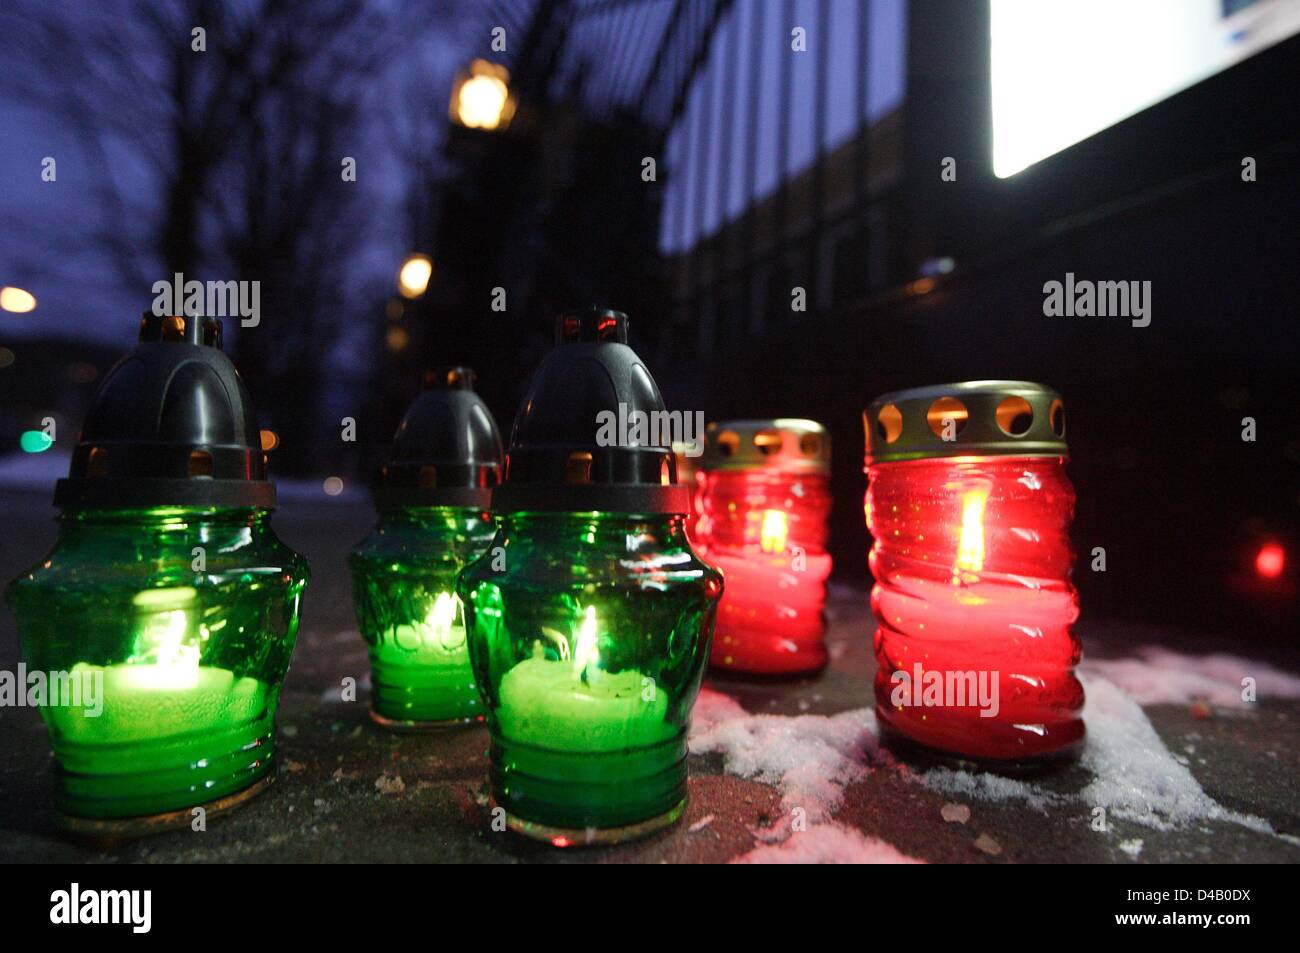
[4,313,309,836]
[458,308,723,846]
[350,367,503,730]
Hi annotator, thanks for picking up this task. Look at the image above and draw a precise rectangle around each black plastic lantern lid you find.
[863,380,1069,465]
[491,307,690,515]
[54,312,275,509]
[373,366,503,509]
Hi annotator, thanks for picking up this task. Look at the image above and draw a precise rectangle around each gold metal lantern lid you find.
[699,419,831,473]
[863,381,1068,464]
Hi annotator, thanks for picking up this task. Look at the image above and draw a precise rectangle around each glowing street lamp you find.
[449,60,515,131]
[1,286,37,313]
[397,254,433,299]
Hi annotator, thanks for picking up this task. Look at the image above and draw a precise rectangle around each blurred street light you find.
[450,60,515,131]
[386,325,410,352]
[1,286,37,313]
[397,254,433,298]
[20,430,53,453]
[919,256,956,277]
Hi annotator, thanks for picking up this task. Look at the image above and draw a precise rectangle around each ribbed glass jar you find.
[458,511,722,844]
[6,506,308,822]
[701,467,832,674]
[867,456,1083,762]
[350,505,496,728]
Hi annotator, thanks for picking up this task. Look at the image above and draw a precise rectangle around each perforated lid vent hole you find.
[926,397,969,439]
[716,430,740,457]
[1050,398,1066,437]
[754,430,783,455]
[877,404,903,444]
[996,395,1034,436]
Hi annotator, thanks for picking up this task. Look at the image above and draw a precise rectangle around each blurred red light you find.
[1255,543,1285,580]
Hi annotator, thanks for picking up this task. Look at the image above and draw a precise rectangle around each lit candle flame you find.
[954,487,989,580]
[428,591,459,636]
[426,590,466,651]
[759,508,789,555]
[572,605,600,682]
[127,587,201,689]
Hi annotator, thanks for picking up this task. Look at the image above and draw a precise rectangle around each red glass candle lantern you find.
[700,419,832,674]
[864,382,1083,763]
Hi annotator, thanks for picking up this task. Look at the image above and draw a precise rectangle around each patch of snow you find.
[731,824,923,864]
[689,688,879,825]
[920,766,1059,813]
[1082,647,1300,710]
[692,645,1293,859]
[916,676,1274,835]
[1119,838,1143,858]
[1078,676,1272,833]
[691,688,750,730]
[691,688,911,858]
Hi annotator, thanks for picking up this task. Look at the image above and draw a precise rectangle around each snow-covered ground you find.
[689,649,1300,863]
